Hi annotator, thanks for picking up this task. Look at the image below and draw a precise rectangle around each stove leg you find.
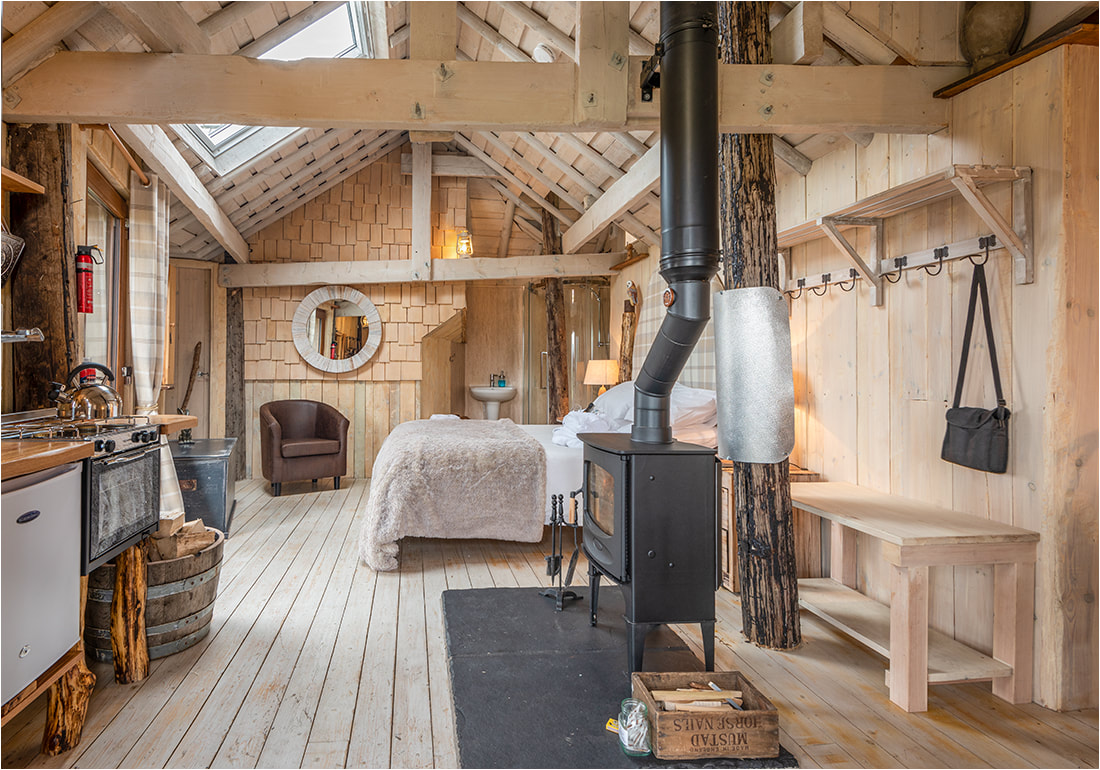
[701,621,715,671]
[627,621,652,673]
[588,563,600,627]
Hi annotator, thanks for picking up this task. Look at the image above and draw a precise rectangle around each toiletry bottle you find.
[498,371,506,387]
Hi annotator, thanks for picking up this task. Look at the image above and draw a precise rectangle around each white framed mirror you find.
[291,286,382,373]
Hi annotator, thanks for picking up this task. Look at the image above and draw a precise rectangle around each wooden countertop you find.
[1,440,93,479]
[146,414,199,434]
[1,414,199,479]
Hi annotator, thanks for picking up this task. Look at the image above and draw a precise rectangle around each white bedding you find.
[517,424,584,523]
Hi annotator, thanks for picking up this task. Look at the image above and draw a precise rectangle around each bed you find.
[358,271,720,572]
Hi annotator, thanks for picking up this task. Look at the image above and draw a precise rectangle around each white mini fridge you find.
[2,462,82,703]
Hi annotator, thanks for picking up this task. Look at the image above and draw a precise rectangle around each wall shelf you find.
[1,167,45,195]
[778,165,1034,305]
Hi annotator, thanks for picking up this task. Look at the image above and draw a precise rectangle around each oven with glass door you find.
[83,442,161,574]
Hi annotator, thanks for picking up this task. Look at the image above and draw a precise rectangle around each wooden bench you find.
[790,482,1039,713]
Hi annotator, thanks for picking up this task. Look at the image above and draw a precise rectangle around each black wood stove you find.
[581,1,722,674]
[582,434,718,673]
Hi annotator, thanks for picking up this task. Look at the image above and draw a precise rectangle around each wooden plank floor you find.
[3,481,1096,769]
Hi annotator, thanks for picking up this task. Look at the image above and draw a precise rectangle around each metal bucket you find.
[84,529,223,662]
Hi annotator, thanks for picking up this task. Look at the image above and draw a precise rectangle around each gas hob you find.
[1,416,160,456]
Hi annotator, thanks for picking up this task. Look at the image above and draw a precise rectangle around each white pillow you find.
[673,423,718,448]
[592,380,717,427]
[591,380,635,421]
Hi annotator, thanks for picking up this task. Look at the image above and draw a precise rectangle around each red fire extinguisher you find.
[76,245,101,314]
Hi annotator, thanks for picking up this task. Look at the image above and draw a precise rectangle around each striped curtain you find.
[128,172,185,518]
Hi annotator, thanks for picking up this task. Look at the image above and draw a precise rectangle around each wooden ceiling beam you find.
[575,2,629,128]
[1,1,102,88]
[235,2,344,58]
[399,154,498,177]
[112,123,248,263]
[219,251,625,288]
[363,1,391,59]
[772,2,825,65]
[454,134,573,227]
[409,1,457,143]
[515,132,660,245]
[477,132,586,214]
[486,180,546,232]
[197,2,255,36]
[100,2,212,54]
[4,53,964,134]
[498,1,576,60]
[562,141,660,254]
[456,3,527,62]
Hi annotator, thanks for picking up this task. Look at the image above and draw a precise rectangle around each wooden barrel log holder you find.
[85,529,224,662]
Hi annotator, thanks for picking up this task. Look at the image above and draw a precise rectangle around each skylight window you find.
[184,4,364,167]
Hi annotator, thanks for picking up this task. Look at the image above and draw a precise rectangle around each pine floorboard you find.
[2,481,1096,769]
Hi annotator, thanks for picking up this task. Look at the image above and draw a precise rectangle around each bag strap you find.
[952,263,1006,409]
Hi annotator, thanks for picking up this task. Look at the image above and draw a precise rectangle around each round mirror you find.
[292,286,382,373]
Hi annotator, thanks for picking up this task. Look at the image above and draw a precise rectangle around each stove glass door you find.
[86,444,160,573]
[586,461,616,537]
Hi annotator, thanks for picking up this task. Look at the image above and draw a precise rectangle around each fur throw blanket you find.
[359,419,546,571]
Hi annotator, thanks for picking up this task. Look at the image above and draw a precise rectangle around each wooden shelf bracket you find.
[949,166,1033,285]
[818,215,884,306]
[780,165,1035,305]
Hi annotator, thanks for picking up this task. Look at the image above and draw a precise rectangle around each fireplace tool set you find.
[540,492,583,611]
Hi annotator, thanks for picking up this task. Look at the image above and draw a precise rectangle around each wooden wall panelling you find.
[853,225,890,495]
[1045,44,1099,710]
[801,239,826,476]
[1010,51,1066,709]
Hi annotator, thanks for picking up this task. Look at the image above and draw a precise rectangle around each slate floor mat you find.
[443,586,798,769]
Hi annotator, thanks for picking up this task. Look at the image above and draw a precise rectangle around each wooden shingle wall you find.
[242,148,469,479]
[778,46,1097,710]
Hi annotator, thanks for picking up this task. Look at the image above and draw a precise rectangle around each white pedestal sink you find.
[469,386,516,420]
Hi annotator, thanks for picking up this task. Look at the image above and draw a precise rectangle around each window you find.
[82,164,127,379]
[180,3,366,174]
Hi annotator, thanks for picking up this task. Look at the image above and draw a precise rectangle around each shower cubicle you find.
[522,279,611,424]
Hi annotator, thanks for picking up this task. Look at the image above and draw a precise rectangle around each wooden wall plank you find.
[777,47,1094,708]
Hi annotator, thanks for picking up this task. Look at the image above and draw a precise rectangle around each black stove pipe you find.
[631,2,721,444]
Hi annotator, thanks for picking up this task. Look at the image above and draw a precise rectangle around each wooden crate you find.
[631,671,779,760]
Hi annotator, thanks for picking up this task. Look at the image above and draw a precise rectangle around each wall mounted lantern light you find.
[456,228,474,257]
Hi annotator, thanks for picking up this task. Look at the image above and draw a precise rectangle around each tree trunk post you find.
[110,541,150,683]
[542,194,570,422]
[718,0,801,650]
[617,283,638,383]
[8,123,78,411]
[42,575,95,755]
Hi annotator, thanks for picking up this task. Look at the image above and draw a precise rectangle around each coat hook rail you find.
[784,233,1004,298]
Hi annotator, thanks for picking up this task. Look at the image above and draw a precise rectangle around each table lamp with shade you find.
[583,359,619,396]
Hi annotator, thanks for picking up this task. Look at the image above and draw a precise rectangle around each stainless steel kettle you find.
[49,363,123,420]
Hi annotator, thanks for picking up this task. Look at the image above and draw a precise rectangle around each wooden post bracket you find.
[950,167,1034,285]
[818,215,884,306]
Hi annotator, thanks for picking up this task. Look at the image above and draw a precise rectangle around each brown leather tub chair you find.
[260,400,349,496]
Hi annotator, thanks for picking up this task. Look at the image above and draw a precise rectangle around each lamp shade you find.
[583,359,619,386]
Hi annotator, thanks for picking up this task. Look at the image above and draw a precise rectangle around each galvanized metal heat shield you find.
[713,287,795,464]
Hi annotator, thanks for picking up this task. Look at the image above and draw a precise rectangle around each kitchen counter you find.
[1,414,198,479]
[145,414,199,434]
[1,441,93,479]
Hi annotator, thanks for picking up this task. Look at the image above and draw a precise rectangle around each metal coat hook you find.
[787,277,805,299]
[923,246,948,276]
[883,255,907,283]
[838,268,858,291]
[810,273,830,296]
[969,234,995,266]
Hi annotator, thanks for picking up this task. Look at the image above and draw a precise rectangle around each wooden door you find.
[165,266,211,438]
